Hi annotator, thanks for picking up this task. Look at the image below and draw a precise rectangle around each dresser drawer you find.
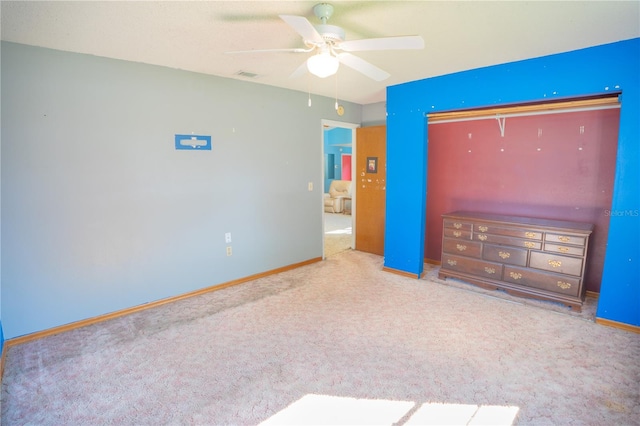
[473,233,542,250]
[443,228,472,240]
[444,220,472,232]
[474,223,542,240]
[442,254,503,280]
[504,266,581,297]
[544,243,585,257]
[483,244,527,266]
[545,233,586,247]
[443,238,482,258]
[529,251,583,277]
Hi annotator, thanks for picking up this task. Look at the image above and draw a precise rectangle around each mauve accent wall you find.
[425,108,619,293]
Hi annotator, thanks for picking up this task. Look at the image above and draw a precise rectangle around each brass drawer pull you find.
[453,223,462,229]
[478,225,488,232]
[509,272,522,280]
[557,281,572,290]
[548,259,562,268]
[477,234,488,241]
[447,259,457,266]
[453,231,462,238]
[525,232,536,238]
[557,247,569,253]
[558,236,571,242]
[524,241,536,249]
[498,251,511,259]
[456,244,467,251]
[484,267,496,274]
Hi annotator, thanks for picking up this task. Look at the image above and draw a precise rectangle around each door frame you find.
[321,119,360,259]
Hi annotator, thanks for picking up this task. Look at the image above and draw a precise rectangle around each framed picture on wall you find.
[367,157,378,174]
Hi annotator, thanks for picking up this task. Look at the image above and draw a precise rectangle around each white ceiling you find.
[1,1,639,105]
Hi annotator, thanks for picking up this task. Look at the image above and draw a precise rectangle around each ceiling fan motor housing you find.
[315,24,345,44]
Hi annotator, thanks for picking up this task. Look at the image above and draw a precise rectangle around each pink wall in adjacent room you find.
[342,154,352,181]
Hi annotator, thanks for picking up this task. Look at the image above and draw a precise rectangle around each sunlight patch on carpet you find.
[259,394,414,425]
[260,394,519,425]
[325,227,352,235]
[406,402,520,425]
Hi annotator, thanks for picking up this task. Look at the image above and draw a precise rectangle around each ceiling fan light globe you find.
[307,53,339,78]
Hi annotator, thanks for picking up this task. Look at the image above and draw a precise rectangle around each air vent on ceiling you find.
[235,71,260,79]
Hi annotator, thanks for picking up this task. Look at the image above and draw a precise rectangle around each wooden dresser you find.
[438,211,593,311]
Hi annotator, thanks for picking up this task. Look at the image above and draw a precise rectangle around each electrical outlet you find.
[225,232,232,243]
[226,246,232,256]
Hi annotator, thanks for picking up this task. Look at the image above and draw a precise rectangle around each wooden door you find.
[355,126,386,255]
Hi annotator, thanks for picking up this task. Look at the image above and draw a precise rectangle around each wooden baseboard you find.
[1,344,6,384]
[586,290,599,299]
[5,257,323,348]
[595,317,640,334]
[424,258,441,266]
[382,266,424,279]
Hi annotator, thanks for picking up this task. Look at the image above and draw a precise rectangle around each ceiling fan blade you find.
[337,53,390,81]
[226,47,312,54]
[279,14,324,44]
[339,36,424,52]
[289,61,309,79]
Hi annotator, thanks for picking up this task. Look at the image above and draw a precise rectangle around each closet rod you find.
[427,103,620,125]
[427,95,621,125]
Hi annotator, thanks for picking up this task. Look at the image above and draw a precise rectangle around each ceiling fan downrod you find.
[312,3,344,44]
[313,3,334,24]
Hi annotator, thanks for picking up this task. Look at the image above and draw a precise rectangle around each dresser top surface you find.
[443,211,594,234]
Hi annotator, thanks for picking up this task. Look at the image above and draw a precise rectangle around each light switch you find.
[225,232,232,243]
[308,182,313,191]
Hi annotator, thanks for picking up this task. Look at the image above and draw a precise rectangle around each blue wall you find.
[385,38,639,327]
[324,127,352,191]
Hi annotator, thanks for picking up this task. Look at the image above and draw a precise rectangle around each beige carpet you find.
[2,250,639,425]
[324,212,352,258]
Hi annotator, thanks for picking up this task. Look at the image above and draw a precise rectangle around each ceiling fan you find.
[227,3,424,81]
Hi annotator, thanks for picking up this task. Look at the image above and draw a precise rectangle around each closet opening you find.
[425,93,621,295]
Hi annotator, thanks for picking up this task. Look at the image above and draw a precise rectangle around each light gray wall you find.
[362,101,386,126]
[0,42,362,339]
[0,41,2,343]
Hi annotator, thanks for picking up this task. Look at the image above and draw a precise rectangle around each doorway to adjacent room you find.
[321,120,358,258]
